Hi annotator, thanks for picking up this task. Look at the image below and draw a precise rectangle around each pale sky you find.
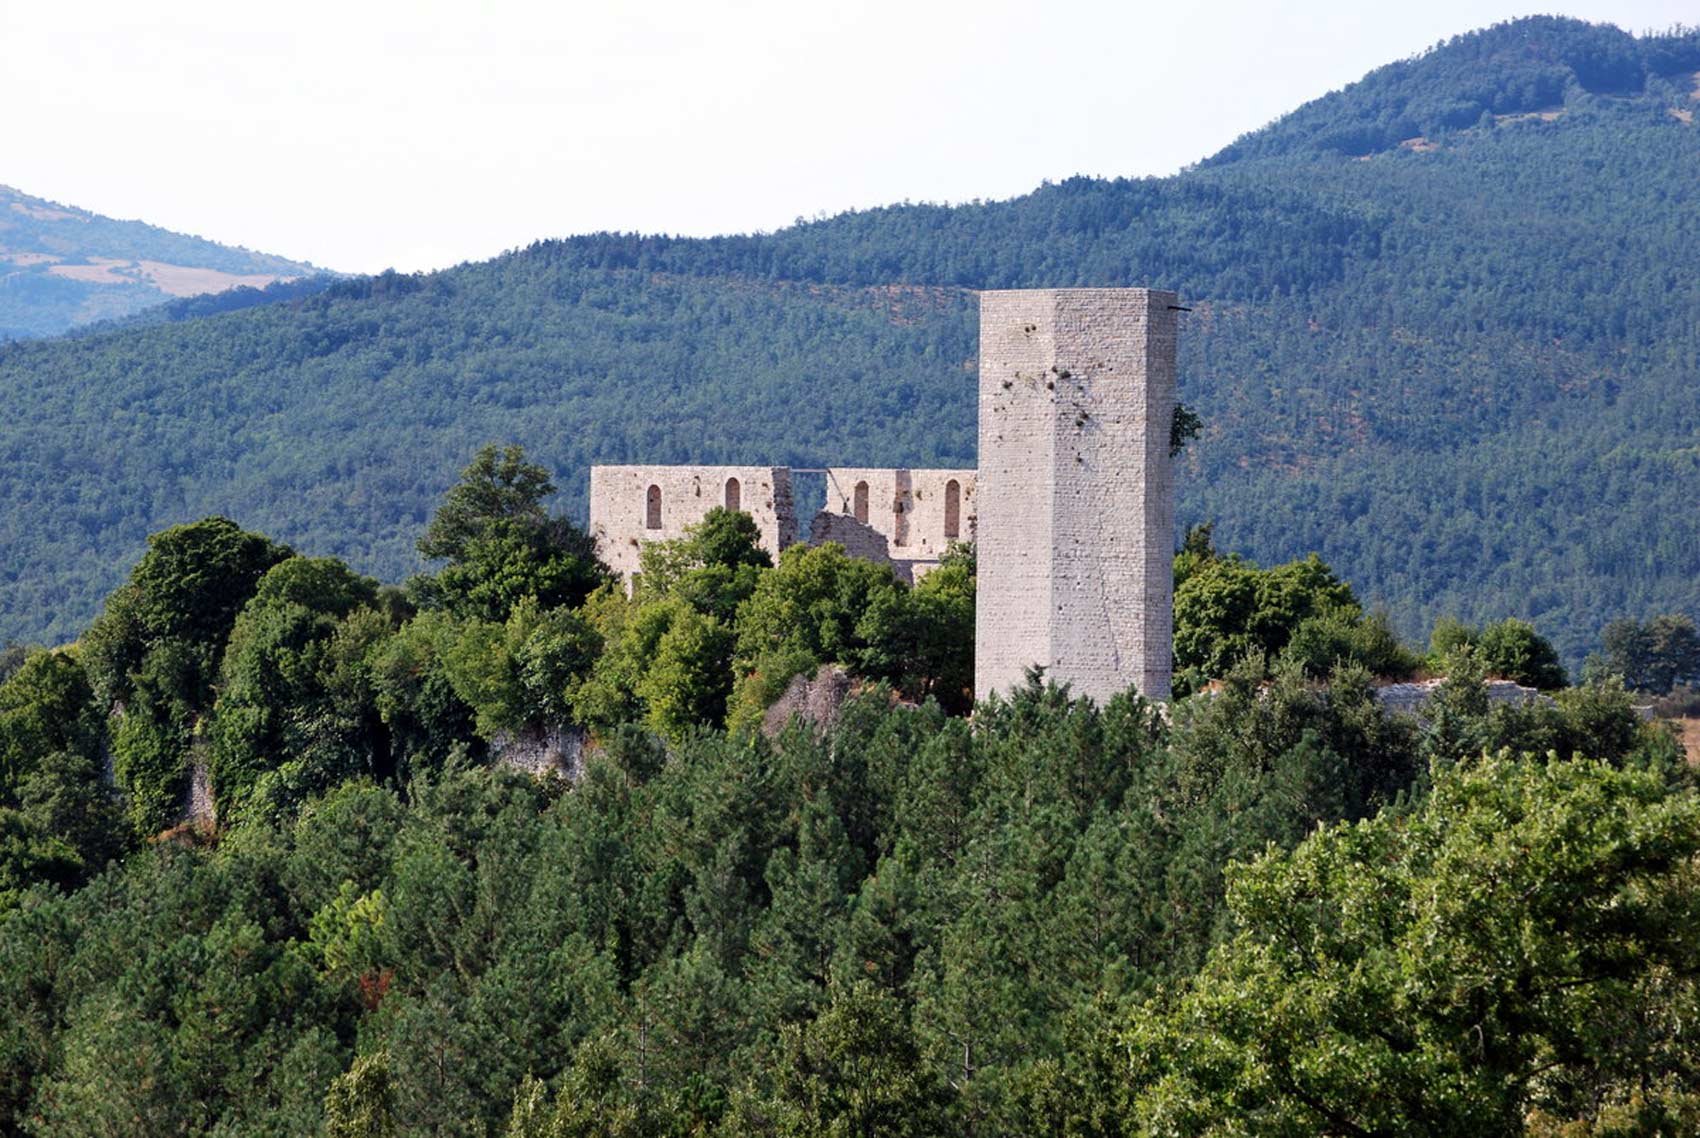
[3,0,1693,274]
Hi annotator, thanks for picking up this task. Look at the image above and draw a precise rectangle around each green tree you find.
[728,982,951,1137]
[1282,607,1418,682]
[419,444,558,562]
[854,558,976,714]
[1172,549,1362,695]
[732,542,909,716]
[76,519,292,834]
[0,649,103,793]
[81,517,292,710]
[413,445,607,621]
[1126,754,1700,1135]
[325,1052,397,1138]
[368,610,482,777]
[502,1036,642,1138]
[207,557,387,819]
[1427,616,1567,690]
[1592,614,1700,694]
[637,506,772,623]
[635,601,735,743]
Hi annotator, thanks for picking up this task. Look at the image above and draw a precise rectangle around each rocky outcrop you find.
[762,666,856,737]
[180,749,217,827]
[490,723,585,780]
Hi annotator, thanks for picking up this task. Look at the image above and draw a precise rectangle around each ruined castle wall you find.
[807,510,894,569]
[975,289,1177,703]
[821,468,976,561]
[589,465,796,585]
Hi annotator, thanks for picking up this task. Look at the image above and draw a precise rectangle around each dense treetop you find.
[0,502,1686,1135]
[0,429,1690,1134]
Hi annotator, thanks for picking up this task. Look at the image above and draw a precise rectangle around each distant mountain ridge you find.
[0,185,322,338]
[1205,15,1700,163]
[0,16,1696,671]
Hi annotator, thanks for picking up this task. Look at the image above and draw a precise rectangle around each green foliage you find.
[637,506,771,623]
[635,602,735,743]
[853,559,976,713]
[208,557,388,819]
[727,982,952,1137]
[325,1052,396,1138]
[0,650,123,906]
[70,518,292,834]
[1418,650,1657,772]
[1206,16,1698,164]
[1428,615,1568,689]
[0,625,1695,1135]
[0,644,29,684]
[0,649,103,793]
[108,684,193,835]
[734,542,907,686]
[411,445,607,622]
[1169,401,1203,458]
[1125,754,1700,1135]
[1588,613,1700,694]
[568,591,735,743]
[419,445,559,563]
[90,517,293,688]
[504,1036,644,1138]
[1172,537,1400,694]
[1283,607,1419,683]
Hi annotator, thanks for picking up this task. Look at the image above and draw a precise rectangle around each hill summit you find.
[0,184,322,339]
[1209,15,1700,163]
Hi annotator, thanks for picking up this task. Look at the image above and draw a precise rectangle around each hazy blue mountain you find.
[1,16,1696,669]
[0,184,322,338]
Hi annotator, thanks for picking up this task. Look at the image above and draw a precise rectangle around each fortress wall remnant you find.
[589,465,796,586]
[822,467,976,562]
[808,510,893,568]
[974,288,1178,703]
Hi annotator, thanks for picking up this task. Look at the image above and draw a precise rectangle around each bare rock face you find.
[490,723,586,780]
[762,666,856,738]
[180,750,218,827]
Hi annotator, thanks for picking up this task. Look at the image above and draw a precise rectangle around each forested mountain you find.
[3,16,1698,667]
[0,184,321,338]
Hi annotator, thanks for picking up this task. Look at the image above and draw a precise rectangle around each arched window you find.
[853,481,869,525]
[944,479,961,540]
[645,484,662,530]
[724,477,741,512]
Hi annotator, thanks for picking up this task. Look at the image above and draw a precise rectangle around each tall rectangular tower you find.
[974,288,1178,703]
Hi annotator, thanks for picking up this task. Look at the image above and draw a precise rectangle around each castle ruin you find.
[588,287,1178,703]
[589,465,975,586]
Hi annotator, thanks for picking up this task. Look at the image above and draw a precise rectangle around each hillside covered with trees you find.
[0,184,322,339]
[2,437,1696,1135]
[3,16,1698,668]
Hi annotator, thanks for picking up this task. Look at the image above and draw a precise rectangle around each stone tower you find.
[974,288,1178,703]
